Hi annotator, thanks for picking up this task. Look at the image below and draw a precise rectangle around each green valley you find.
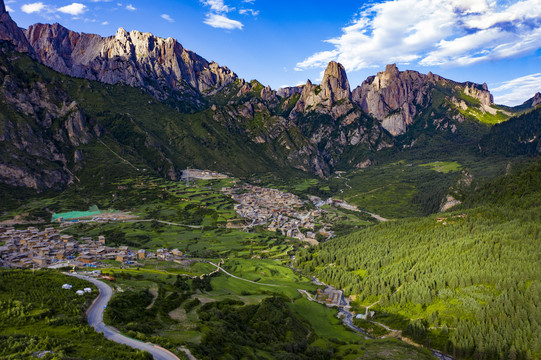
[1,4,540,359]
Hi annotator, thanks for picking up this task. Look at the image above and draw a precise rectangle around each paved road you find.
[70,274,183,360]
[338,309,372,339]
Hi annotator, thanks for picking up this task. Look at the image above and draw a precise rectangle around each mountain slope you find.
[1,1,539,197]
[24,23,237,102]
[352,64,512,136]
[296,157,541,359]
[480,106,541,156]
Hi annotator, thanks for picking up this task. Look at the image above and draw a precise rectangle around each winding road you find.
[70,274,191,360]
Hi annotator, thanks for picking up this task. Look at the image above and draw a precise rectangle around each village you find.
[0,226,184,270]
[222,183,334,245]
[0,170,344,269]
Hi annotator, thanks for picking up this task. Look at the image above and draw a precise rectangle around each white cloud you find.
[239,8,259,16]
[204,13,243,30]
[161,14,174,23]
[101,21,109,25]
[125,4,135,11]
[57,3,87,16]
[491,73,541,106]
[202,0,232,13]
[6,5,14,12]
[21,2,46,13]
[296,0,541,72]
[201,0,245,30]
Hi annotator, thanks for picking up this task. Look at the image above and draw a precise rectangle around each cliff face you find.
[0,46,94,190]
[351,64,497,136]
[24,23,237,99]
[0,3,33,53]
[283,61,390,175]
[352,64,435,136]
[0,1,531,193]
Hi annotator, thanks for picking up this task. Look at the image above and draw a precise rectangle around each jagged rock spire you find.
[0,0,6,14]
[321,61,351,103]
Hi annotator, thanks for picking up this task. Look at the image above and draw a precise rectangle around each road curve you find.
[70,274,182,360]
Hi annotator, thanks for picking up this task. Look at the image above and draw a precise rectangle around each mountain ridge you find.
[0,2,539,195]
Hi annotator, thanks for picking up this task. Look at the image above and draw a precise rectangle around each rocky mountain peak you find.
[290,63,353,117]
[372,63,400,90]
[321,61,351,103]
[352,64,431,135]
[0,2,33,53]
[464,82,493,107]
[114,27,129,42]
[532,92,541,107]
[522,92,541,108]
[320,61,350,103]
[23,22,237,98]
[385,63,399,75]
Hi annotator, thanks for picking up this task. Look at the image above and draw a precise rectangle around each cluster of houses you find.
[0,226,185,269]
[316,287,347,307]
[223,184,333,244]
[226,184,304,221]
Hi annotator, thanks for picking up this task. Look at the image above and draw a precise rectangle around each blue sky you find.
[6,0,541,105]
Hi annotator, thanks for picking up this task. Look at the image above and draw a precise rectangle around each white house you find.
[62,284,72,289]
[76,290,85,295]
[84,288,92,293]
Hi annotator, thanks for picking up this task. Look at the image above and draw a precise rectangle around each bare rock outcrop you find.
[522,92,541,108]
[532,93,541,108]
[0,1,33,53]
[292,61,351,115]
[463,82,493,107]
[277,86,303,98]
[352,64,497,136]
[352,64,433,136]
[24,23,237,98]
[320,61,351,103]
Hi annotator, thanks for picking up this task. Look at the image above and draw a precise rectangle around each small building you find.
[115,254,125,262]
[98,236,106,245]
[137,249,146,260]
[78,255,95,265]
[61,235,74,242]
[32,257,48,267]
[76,290,85,296]
[83,288,92,293]
[62,284,72,289]
[356,311,375,320]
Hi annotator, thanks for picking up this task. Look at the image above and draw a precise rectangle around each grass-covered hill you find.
[295,157,541,359]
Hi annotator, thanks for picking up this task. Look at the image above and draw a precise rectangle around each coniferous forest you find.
[296,158,541,359]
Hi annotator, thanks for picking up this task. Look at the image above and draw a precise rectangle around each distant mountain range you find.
[0,0,539,194]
